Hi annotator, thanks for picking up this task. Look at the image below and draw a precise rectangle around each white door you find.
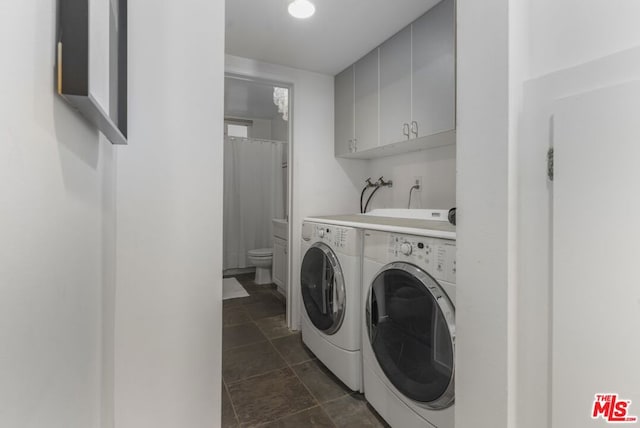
[552,80,640,426]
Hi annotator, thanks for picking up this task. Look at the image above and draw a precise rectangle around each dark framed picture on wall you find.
[56,0,127,145]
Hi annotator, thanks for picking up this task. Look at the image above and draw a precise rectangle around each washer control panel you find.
[388,233,456,284]
[302,222,360,256]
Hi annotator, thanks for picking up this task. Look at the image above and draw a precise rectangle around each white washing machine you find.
[300,221,363,391]
[362,229,456,428]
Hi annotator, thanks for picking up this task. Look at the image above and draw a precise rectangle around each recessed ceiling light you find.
[288,0,315,19]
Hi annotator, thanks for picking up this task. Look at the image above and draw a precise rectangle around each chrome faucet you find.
[377,176,393,188]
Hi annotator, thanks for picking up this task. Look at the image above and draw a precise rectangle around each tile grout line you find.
[287,362,350,407]
[222,306,251,328]
[224,341,290,387]
[320,392,372,428]
[321,391,359,407]
[222,324,269,352]
[287,358,352,403]
[258,331,296,341]
[245,300,287,323]
[225,275,387,427]
[225,364,290,388]
[241,291,287,324]
[225,309,292,337]
[254,316,296,341]
[253,405,330,428]
[227,336,317,424]
[224,294,287,425]
[224,276,292,426]
[222,376,240,427]
[266,321,363,427]
[267,329,333,426]
[225,276,335,426]
[320,394,387,428]
[315,387,358,428]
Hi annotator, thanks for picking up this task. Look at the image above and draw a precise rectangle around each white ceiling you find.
[225,78,284,119]
[225,0,442,75]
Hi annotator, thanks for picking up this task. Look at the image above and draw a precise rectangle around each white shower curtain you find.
[223,136,285,270]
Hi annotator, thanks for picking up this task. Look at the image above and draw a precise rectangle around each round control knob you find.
[400,242,412,256]
[318,229,325,238]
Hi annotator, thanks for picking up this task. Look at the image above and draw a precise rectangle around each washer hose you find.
[363,185,381,213]
[360,185,368,213]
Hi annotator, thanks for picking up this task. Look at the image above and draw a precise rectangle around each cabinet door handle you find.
[411,121,418,138]
[353,138,357,151]
[403,123,410,139]
[348,139,354,152]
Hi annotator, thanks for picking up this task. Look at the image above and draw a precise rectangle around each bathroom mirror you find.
[56,0,127,145]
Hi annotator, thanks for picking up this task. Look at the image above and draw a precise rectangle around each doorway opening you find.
[222,74,293,320]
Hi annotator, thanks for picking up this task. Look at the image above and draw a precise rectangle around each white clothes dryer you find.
[300,221,363,392]
[362,229,456,428]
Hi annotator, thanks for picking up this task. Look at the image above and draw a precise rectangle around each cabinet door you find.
[334,66,355,156]
[379,26,412,146]
[354,48,379,152]
[272,238,286,288]
[412,0,455,137]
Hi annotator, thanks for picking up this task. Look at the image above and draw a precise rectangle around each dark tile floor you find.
[222,274,389,428]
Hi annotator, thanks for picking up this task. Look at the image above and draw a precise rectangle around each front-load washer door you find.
[366,262,455,409]
[300,242,346,335]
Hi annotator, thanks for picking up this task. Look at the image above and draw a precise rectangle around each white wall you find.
[101,139,116,428]
[514,2,640,427]
[225,55,368,328]
[458,1,640,427]
[114,1,224,427]
[365,145,456,211]
[0,2,115,427]
[456,1,516,428]
[528,0,640,79]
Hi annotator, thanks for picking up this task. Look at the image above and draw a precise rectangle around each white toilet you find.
[247,248,273,285]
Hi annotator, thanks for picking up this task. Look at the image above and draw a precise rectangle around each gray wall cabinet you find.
[335,0,455,159]
[411,0,455,138]
[380,26,412,147]
[334,66,355,157]
[354,48,380,152]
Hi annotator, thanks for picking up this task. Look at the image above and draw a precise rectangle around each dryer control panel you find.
[388,233,456,284]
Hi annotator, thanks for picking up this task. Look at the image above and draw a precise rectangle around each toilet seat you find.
[248,248,273,258]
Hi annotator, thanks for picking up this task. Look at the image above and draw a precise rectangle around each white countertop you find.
[305,213,456,240]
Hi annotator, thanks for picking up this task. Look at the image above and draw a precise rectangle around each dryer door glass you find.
[300,243,346,335]
[366,263,455,409]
